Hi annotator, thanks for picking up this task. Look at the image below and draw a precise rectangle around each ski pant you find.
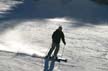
[47,43,60,57]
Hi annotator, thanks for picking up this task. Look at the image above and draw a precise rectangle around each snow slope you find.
[0,0,108,71]
[1,19,108,71]
[0,51,44,71]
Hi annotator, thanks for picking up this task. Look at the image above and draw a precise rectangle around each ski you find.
[47,57,67,62]
[32,54,67,62]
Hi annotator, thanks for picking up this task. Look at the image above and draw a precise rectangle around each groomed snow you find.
[0,0,108,71]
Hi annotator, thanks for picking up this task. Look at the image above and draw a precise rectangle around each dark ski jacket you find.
[52,29,66,44]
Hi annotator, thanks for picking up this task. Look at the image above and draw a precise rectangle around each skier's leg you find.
[46,43,55,58]
[53,44,60,59]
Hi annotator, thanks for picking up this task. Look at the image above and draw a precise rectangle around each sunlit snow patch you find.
[0,1,23,18]
[0,2,10,13]
[47,18,71,22]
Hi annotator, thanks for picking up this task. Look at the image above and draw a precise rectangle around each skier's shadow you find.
[44,58,56,71]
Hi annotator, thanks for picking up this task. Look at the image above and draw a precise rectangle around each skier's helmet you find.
[58,26,62,30]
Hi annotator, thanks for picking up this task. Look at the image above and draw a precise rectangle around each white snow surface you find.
[0,0,108,71]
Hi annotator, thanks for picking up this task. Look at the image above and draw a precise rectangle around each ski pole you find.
[61,45,65,58]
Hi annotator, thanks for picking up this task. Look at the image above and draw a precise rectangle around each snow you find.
[0,0,108,71]
[0,51,43,71]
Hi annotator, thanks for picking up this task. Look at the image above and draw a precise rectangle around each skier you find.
[45,26,66,59]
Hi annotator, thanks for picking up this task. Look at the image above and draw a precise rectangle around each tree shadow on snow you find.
[0,0,108,23]
[0,0,108,33]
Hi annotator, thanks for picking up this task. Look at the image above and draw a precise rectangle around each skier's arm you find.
[52,31,55,39]
[61,32,66,45]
